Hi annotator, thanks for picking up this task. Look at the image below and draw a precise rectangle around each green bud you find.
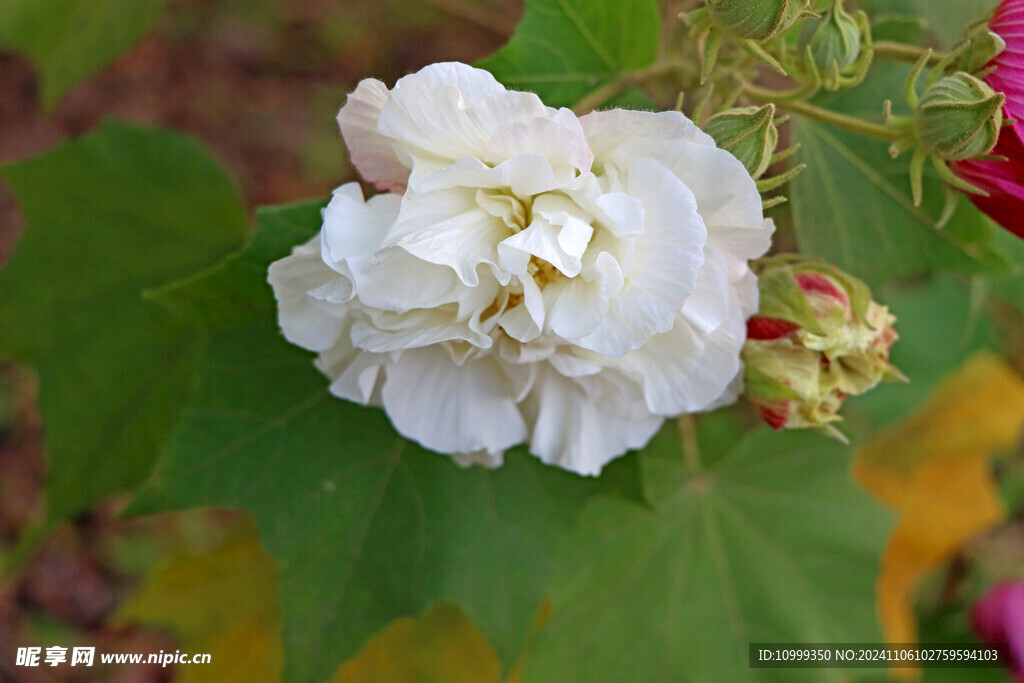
[705,0,810,41]
[742,256,902,439]
[798,0,862,88]
[704,104,778,178]
[914,72,1005,161]
[956,16,1007,74]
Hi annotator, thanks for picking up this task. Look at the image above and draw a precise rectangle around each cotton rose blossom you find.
[971,580,1024,680]
[952,0,1024,239]
[268,62,774,475]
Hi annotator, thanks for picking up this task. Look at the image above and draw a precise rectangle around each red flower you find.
[952,0,1024,238]
[971,580,1024,681]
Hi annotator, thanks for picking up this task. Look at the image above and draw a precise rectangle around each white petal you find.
[521,365,663,476]
[336,79,410,192]
[611,311,746,415]
[680,244,729,335]
[499,275,544,343]
[388,187,509,287]
[484,114,592,181]
[350,244,461,313]
[382,346,527,455]
[352,306,491,352]
[580,108,713,161]
[267,235,347,352]
[315,335,391,405]
[415,154,565,197]
[543,251,622,341]
[321,183,401,266]
[574,158,706,355]
[608,137,765,235]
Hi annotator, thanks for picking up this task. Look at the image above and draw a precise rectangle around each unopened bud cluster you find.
[742,256,902,440]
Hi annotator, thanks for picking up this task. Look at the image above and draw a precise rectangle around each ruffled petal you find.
[267,235,348,352]
[381,346,527,456]
[521,364,663,475]
[336,79,411,192]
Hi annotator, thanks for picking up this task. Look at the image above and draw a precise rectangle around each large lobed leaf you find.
[476,0,660,109]
[129,201,638,682]
[522,423,893,682]
[0,121,247,523]
[789,61,1011,289]
[0,0,167,109]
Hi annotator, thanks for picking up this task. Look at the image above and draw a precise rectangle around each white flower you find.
[268,62,774,475]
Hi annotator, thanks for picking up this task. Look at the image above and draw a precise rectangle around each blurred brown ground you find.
[0,1,519,679]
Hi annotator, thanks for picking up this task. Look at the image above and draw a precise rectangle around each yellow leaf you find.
[114,521,282,683]
[854,353,1024,676]
[332,604,501,683]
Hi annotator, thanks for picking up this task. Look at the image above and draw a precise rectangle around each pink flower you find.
[971,580,1024,680]
[952,0,1024,239]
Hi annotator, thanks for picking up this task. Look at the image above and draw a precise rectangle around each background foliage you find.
[1,0,1023,681]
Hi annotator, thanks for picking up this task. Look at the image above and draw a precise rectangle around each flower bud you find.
[956,16,1007,75]
[915,72,1005,161]
[705,0,810,41]
[704,104,778,178]
[742,256,901,438]
[798,0,862,88]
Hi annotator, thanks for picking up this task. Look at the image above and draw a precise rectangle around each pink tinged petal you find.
[381,346,527,456]
[378,80,492,162]
[387,187,510,286]
[336,79,410,192]
[522,365,663,476]
[268,236,348,352]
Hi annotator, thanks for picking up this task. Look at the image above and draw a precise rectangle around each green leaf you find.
[789,63,1008,288]
[476,0,660,109]
[0,121,247,522]
[860,0,995,48]
[523,425,892,682]
[128,202,636,682]
[146,200,328,331]
[0,0,167,109]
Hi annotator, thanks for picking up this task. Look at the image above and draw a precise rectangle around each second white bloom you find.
[269,62,774,475]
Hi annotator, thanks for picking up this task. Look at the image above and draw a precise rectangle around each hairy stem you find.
[573,60,685,115]
[743,84,906,141]
[873,41,947,65]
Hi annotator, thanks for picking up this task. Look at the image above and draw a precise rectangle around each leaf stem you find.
[677,415,702,472]
[742,83,906,141]
[572,60,684,115]
[872,41,947,65]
